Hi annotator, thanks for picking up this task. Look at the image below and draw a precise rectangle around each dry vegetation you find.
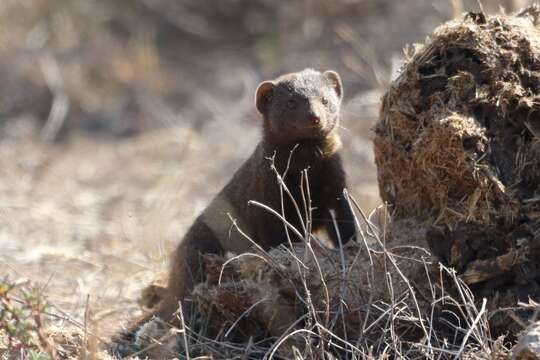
[375,4,540,338]
[1,0,540,359]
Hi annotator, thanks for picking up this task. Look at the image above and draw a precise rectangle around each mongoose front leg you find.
[318,155,356,247]
[326,193,356,246]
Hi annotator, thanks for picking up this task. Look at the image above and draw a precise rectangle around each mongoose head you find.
[255,69,343,144]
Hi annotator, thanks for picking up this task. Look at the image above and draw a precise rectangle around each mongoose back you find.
[120,68,355,344]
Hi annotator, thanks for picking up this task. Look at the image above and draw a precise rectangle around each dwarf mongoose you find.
[124,68,355,339]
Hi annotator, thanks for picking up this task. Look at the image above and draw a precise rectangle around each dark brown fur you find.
[114,69,355,352]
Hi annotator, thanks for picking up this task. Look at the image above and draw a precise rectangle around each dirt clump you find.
[374,7,540,335]
[191,219,463,356]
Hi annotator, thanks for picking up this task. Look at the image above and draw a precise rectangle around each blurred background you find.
[0,0,532,336]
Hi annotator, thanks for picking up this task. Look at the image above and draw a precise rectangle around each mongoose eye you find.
[287,99,297,110]
[321,97,328,105]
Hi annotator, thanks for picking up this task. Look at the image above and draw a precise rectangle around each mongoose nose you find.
[309,115,321,125]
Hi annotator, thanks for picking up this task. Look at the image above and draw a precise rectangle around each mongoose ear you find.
[255,81,274,115]
[323,70,343,100]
